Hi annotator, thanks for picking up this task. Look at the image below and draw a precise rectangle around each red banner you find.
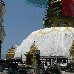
[62,0,74,17]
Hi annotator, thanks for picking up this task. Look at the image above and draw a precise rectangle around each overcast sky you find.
[2,0,45,59]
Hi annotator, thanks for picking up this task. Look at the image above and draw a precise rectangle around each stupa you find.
[6,46,15,60]
[14,0,74,61]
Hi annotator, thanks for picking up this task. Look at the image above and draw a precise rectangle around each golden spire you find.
[29,41,37,53]
[6,46,15,60]
[24,41,38,67]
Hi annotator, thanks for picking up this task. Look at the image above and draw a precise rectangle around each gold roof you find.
[6,46,15,55]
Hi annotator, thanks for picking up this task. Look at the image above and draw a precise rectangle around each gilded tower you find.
[0,0,5,59]
[6,46,15,60]
[43,0,74,27]
[25,41,40,74]
[25,41,38,66]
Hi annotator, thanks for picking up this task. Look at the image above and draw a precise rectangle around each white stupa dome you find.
[14,27,74,61]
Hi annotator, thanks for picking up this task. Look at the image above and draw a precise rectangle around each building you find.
[6,46,15,60]
[25,41,40,74]
[0,0,5,59]
[14,0,74,64]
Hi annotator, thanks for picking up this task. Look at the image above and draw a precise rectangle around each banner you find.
[62,0,74,17]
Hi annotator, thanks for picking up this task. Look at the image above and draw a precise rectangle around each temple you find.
[6,46,15,60]
[24,41,40,74]
[3,0,74,73]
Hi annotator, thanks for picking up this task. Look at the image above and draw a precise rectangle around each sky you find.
[2,0,45,59]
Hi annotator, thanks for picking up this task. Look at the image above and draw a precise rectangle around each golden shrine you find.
[6,46,15,60]
[25,41,38,66]
[24,41,40,74]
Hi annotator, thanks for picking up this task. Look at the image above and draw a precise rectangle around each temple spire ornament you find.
[6,46,15,60]
[43,0,74,27]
